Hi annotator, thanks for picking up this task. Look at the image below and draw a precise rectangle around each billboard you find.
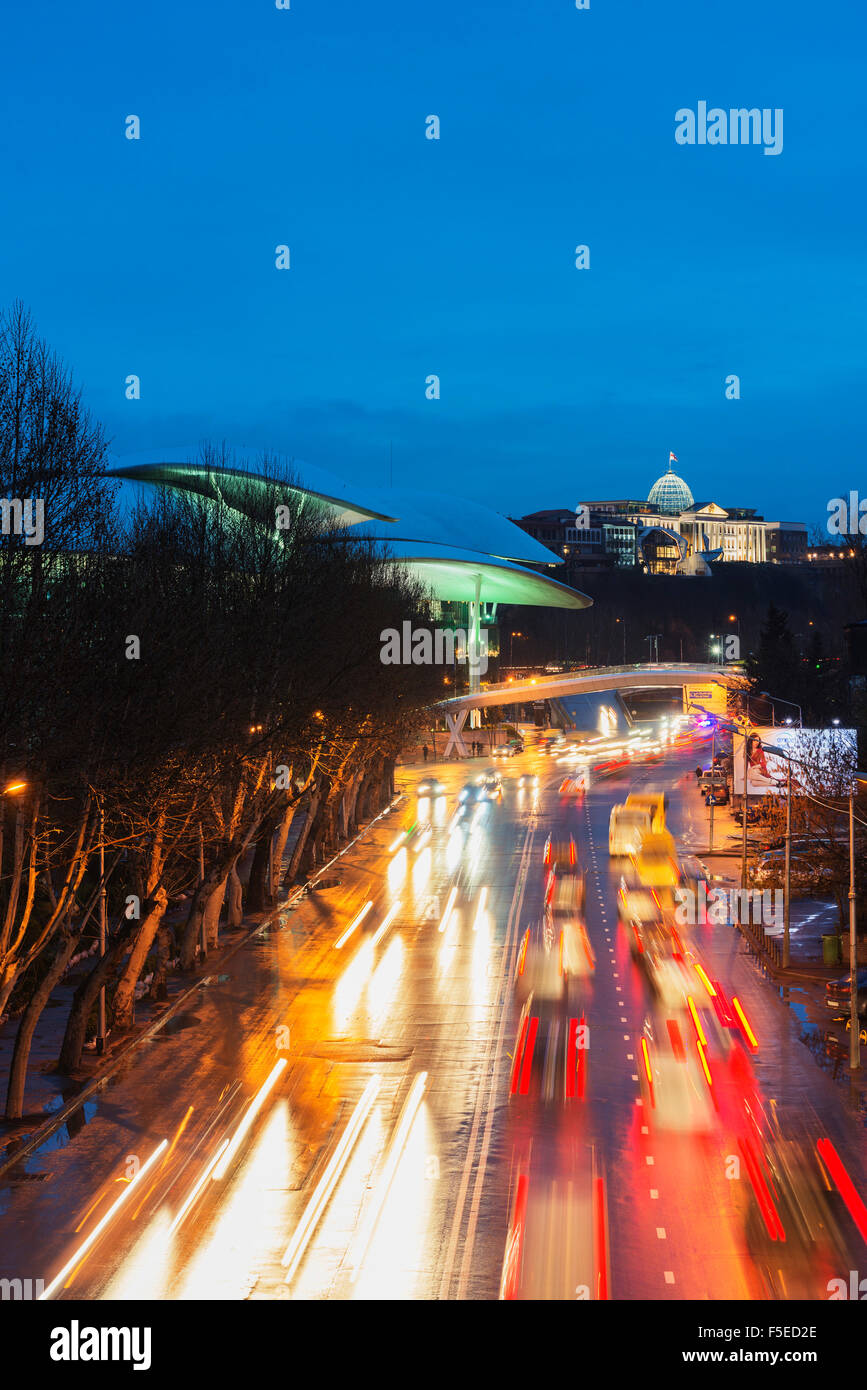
[732,726,857,796]
[683,683,728,718]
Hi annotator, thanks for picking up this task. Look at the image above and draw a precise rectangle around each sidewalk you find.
[678,767,867,1099]
[0,795,403,1168]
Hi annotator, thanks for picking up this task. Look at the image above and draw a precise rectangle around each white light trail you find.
[212,1058,288,1181]
[438,885,458,934]
[371,900,402,948]
[282,1075,382,1285]
[347,1072,428,1281]
[40,1140,169,1299]
[334,901,373,949]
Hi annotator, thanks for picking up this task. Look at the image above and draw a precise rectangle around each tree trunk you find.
[179,872,229,971]
[286,796,318,883]
[226,864,243,928]
[111,889,168,1029]
[6,926,83,1118]
[345,771,364,835]
[247,827,273,913]
[299,779,333,877]
[204,876,226,949]
[58,921,136,1073]
[270,802,297,896]
[147,922,171,1002]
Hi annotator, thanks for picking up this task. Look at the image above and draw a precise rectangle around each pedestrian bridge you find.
[436,662,747,756]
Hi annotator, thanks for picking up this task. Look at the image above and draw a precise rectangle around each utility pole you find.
[97,798,106,1056]
[198,822,207,960]
[740,722,749,890]
[708,725,715,853]
[849,786,860,1071]
[783,760,791,969]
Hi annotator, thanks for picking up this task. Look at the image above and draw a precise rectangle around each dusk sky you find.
[2,0,865,529]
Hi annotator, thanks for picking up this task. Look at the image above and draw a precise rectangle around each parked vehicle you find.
[700,766,728,795]
[825,968,867,1016]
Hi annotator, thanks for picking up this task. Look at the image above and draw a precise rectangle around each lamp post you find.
[740,719,750,890]
[97,795,107,1056]
[760,691,803,728]
[783,760,792,968]
[708,724,716,853]
[615,618,626,663]
[849,783,860,1071]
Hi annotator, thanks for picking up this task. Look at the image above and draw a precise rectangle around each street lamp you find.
[1,781,28,796]
[760,691,803,728]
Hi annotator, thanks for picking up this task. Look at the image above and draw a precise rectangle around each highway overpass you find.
[436,662,747,755]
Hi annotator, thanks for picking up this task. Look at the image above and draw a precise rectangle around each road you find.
[2,736,865,1301]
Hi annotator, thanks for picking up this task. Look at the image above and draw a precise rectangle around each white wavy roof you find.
[108,448,591,610]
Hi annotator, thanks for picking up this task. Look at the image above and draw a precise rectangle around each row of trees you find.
[739,728,867,931]
[0,303,440,1119]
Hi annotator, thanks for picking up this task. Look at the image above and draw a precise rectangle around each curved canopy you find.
[108,450,592,611]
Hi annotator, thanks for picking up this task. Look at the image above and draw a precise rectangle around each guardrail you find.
[735,910,783,970]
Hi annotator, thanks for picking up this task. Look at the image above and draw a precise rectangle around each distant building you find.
[515,508,637,574]
[514,456,808,575]
[805,542,859,567]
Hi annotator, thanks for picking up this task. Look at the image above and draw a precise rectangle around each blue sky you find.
[2,0,864,528]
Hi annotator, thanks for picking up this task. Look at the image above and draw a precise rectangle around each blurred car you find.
[543,835,577,871]
[618,883,669,957]
[642,950,692,1013]
[539,734,566,756]
[559,771,587,797]
[742,1129,851,1297]
[499,1154,603,1298]
[482,770,503,797]
[517,772,539,788]
[458,782,485,804]
[417,777,445,798]
[493,741,523,758]
[547,869,594,988]
[678,856,712,924]
[825,968,867,1015]
[514,918,569,1011]
[624,790,667,832]
[609,803,651,856]
[633,829,679,888]
[638,1016,714,1133]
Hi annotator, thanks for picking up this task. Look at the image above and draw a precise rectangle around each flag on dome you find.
[669,451,678,463]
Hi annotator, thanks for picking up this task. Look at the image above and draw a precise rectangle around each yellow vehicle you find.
[625,790,667,832]
[633,829,679,887]
[609,803,651,856]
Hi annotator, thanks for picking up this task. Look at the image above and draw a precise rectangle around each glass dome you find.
[648,461,694,515]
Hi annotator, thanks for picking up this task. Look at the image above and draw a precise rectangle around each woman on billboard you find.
[745,733,796,792]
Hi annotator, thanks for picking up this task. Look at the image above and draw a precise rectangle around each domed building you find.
[647,458,694,515]
[515,450,807,577]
